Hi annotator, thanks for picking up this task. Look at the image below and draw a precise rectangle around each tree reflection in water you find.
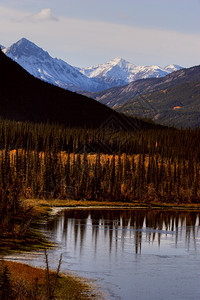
[44,209,200,254]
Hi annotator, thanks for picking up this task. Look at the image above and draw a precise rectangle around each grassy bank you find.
[23,198,200,213]
[0,198,53,255]
[0,260,100,299]
[0,199,104,299]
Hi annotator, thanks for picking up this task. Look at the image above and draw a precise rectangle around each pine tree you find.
[0,264,14,300]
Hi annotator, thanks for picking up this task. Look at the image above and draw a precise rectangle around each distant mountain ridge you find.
[79,57,182,88]
[3,38,182,92]
[89,65,200,108]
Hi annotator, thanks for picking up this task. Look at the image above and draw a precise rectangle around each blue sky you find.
[0,0,199,67]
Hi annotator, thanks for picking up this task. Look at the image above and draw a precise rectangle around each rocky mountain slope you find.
[115,67,200,128]
[89,65,200,108]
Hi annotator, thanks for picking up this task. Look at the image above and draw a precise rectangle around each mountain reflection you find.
[44,209,200,254]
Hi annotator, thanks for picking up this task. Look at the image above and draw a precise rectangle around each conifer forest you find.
[0,118,199,212]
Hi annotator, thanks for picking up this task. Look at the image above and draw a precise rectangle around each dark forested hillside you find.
[85,65,200,128]
[116,81,200,128]
[88,65,200,108]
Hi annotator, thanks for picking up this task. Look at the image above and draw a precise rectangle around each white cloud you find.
[30,8,59,22]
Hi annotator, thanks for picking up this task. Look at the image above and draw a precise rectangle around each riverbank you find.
[1,260,100,299]
[23,198,200,214]
[0,199,107,299]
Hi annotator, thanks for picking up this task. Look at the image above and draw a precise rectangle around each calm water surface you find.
[10,209,200,299]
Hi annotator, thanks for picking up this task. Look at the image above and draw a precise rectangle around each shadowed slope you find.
[0,50,118,128]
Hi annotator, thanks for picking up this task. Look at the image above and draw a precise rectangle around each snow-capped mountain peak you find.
[3,38,101,92]
[164,64,183,72]
[108,57,133,67]
[80,57,138,87]
[110,57,124,63]
[81,57,133,76]
[4,38,51,61]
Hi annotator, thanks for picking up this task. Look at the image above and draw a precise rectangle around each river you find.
[7,208,200,300]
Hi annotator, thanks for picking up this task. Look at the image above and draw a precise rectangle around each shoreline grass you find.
[1,260,101,299]
[23,198,200,213]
